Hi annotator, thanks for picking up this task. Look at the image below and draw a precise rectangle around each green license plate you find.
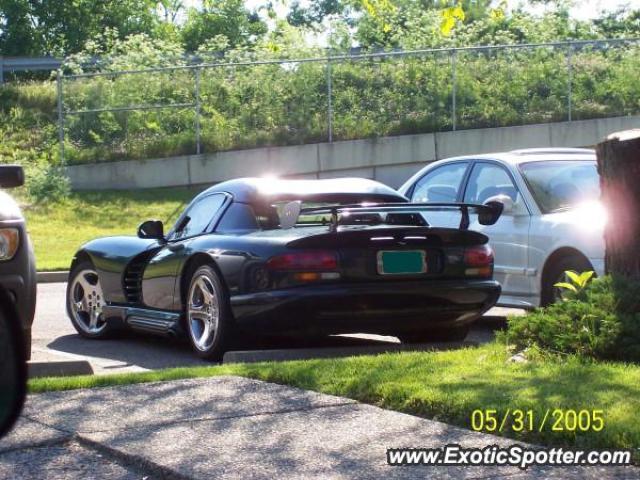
[377,250,426,275]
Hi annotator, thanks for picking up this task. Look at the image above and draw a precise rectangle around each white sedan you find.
[398,148,605,308]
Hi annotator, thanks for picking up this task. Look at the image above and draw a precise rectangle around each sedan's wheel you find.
[67,262,111,339]
[541,255,593,307]
[186,265,231,361]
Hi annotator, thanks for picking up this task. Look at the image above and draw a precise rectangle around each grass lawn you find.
[23,188,200,271]
[29,343,640,456]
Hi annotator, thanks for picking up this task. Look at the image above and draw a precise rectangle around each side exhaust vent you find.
[123,252,154,304]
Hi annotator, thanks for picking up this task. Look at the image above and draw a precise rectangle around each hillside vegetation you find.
[3,39,640,169]
[1,3,639,211]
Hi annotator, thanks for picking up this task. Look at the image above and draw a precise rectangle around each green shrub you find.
[25,162,71,204]
[500,275,640,362]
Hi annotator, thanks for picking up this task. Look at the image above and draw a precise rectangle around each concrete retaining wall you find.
[66,115,640,190]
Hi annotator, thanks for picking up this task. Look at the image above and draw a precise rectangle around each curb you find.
[28,360,94,378]
[37,271,69,283]
[223,340,477,364]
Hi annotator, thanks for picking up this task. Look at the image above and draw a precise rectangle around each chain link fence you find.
[56,38,640,165]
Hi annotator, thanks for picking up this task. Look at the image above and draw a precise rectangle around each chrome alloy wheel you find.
[188,275,219,352]
[70,269,107,334]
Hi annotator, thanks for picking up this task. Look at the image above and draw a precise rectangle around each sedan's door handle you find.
[168,243,185,252]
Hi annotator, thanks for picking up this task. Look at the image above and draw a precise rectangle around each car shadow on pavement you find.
[45,330,403,370]
[47,332,203,370]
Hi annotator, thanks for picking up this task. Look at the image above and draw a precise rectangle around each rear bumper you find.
[230,279,501,336]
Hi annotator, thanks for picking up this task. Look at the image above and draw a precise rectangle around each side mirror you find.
[137,220,164,240]
[478,200,504,226]
[484,194,514,215]
[0,165,25,189]
[0,286,27,439]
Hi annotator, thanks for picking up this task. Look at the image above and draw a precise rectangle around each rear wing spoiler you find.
[282,201,504,232]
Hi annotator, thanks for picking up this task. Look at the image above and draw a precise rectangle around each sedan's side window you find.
[410,162,469,203]
[173,194,226,240]
[463,163,522,207]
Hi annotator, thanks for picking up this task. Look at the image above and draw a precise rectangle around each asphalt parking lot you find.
[31,282,522,376]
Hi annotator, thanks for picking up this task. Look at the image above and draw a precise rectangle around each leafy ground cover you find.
[23,187,197,271]
[29,342,640,456]
[503,275,640,362]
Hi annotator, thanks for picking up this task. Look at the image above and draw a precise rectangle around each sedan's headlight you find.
[0,228,20,261]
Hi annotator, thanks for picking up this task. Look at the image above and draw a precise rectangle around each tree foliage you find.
[180,0,267,51]
[2,1,640,57]
[0,0,267,56]
[0,0,161,56]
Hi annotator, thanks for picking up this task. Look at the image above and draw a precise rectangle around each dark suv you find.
[0,165,36,359]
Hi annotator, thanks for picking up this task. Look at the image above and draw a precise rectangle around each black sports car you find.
[67,177,502,360]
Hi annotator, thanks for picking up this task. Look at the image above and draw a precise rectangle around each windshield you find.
[519,160,599,213]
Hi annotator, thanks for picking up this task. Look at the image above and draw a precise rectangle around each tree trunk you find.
[596,129,640,279]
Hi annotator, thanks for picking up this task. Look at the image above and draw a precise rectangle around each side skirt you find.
[103,305,183,337]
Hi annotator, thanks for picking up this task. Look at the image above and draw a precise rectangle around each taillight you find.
[463,244,494,277]
[267,251,338,271]
[267,251,340,284]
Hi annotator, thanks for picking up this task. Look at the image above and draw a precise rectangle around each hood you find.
[0,191,24,222]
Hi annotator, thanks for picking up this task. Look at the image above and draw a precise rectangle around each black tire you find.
[0,286,27,438]
[66,260,113,339]
[398,325,470,344]
[184,265,233,361]
[540,254,593,307]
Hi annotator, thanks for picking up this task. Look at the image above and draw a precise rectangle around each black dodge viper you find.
[67,177,503,360]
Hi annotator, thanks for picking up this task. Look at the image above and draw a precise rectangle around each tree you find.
[287,0,348,29]
[0,0,161,56]
[0,0,41,56]
[158,0,185,23]
[180,0,268,52]
[596,130,640,279]
[593,7,640,38]
[283,0,502,48]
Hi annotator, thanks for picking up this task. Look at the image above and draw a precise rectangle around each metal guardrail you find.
[0,57,62,83]
[47,37,640,164]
